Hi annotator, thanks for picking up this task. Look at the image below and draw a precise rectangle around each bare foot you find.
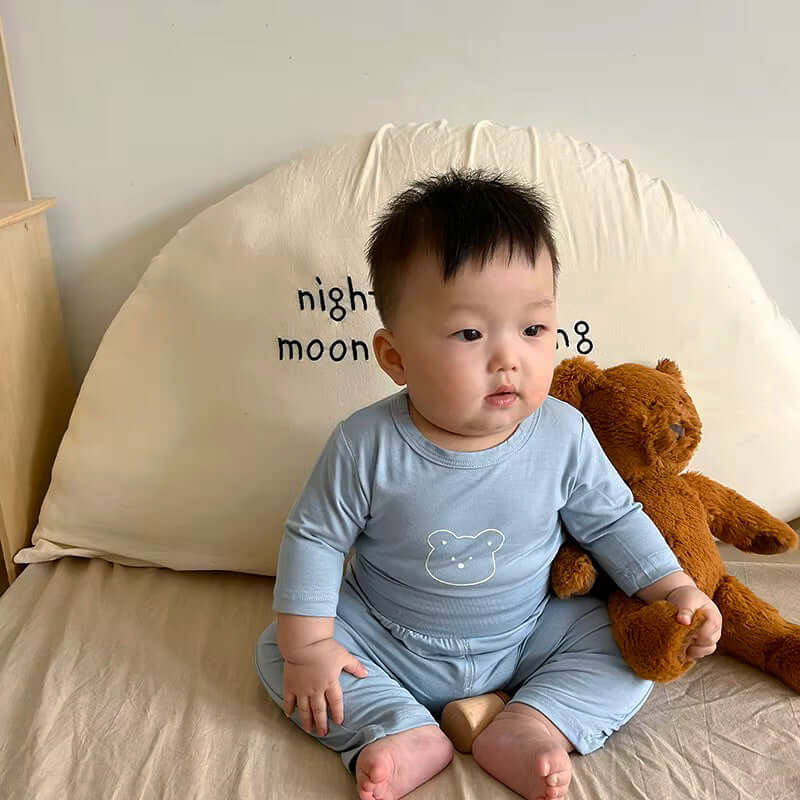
[355,724,453,800]
[472,704,573,799]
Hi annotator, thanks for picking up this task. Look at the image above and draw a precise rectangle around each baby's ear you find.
[549,356,604,410]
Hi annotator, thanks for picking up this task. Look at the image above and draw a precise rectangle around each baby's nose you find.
[490,348,519,373]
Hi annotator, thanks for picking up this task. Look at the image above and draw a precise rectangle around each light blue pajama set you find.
[256,390,682,773]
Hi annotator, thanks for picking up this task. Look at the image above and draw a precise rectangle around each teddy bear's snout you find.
[669,423,685,440]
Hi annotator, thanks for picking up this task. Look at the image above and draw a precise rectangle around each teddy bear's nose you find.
[670,424,685,439]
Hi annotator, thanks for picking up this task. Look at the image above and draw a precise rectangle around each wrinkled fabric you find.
[2,555,798,799]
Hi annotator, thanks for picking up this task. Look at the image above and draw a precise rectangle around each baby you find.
[256,169,722,800]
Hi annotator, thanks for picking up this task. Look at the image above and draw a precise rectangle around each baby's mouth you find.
[487,384,517,398]
[485,387,518,408]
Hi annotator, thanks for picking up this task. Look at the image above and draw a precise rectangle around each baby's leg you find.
[473,595,653,799]
[256,616,453,799]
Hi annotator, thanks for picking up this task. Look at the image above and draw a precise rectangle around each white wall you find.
[3,1,798,382]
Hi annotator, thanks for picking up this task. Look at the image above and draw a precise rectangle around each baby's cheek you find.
[526,387,550,413]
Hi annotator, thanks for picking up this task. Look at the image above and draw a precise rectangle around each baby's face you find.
[377,246,557,450]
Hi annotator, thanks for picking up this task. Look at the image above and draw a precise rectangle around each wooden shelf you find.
[0,197,56,230]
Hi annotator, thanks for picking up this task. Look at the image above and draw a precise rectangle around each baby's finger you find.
[675,607,694,625]
[687,642,717,659]
[282,691,296,718]
[342,655,369,678]
[696,631,721,649]
[326,683,345,726]
[311,693,329,736]
[675,606,707,628]
[296,696,313,733]
[693,619,721,646]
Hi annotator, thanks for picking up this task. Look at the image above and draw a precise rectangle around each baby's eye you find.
[453,329,482,342]
[524,325,544,337]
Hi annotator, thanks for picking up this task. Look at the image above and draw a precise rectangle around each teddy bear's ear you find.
[549,356,604,409]
[656,358,683,383]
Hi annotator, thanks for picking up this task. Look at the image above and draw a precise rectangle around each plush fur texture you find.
[549,356,799,689]
[440,356,800,752]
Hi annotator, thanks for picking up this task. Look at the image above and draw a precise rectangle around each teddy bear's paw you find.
[748,525,799,555]
[609,595,705,682]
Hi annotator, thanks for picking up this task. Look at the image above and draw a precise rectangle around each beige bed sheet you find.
[1,555,798,800]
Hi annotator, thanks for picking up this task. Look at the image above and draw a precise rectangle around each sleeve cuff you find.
[602,551,683,596]
[272,592,339,618]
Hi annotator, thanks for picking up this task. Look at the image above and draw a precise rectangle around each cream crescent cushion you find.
[16,120,800,574]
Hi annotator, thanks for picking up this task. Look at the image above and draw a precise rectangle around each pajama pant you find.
[256,577,653,773]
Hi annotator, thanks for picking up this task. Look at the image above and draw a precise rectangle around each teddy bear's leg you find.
[714,575,800,693]
[607,591,705,682]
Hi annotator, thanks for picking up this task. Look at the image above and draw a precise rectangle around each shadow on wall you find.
[56,162,287,388]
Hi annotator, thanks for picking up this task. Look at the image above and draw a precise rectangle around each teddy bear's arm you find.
[550,541,597,598]
[681,472,798,554]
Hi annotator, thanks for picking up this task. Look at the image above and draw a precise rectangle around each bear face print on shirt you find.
[425,529,506,586]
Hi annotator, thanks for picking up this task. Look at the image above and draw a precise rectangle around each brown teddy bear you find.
[440,356,800,753]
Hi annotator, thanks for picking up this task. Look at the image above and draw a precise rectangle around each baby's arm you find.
[560,418,721,659]
[277,613,367,736]
[272,422,371,734]
[636,572,722,660]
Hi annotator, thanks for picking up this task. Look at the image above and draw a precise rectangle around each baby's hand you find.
[282,638,368,736]
[664,585,722,660]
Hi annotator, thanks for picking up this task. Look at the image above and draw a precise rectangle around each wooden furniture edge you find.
[0,201,75,587]
[0,197,56,229]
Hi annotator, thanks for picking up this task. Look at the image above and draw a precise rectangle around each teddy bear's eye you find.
[648,400,657,409]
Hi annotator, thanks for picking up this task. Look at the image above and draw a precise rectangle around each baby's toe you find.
[544,771,571,794]
[534,747,571,780]
[531,747,571,800]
